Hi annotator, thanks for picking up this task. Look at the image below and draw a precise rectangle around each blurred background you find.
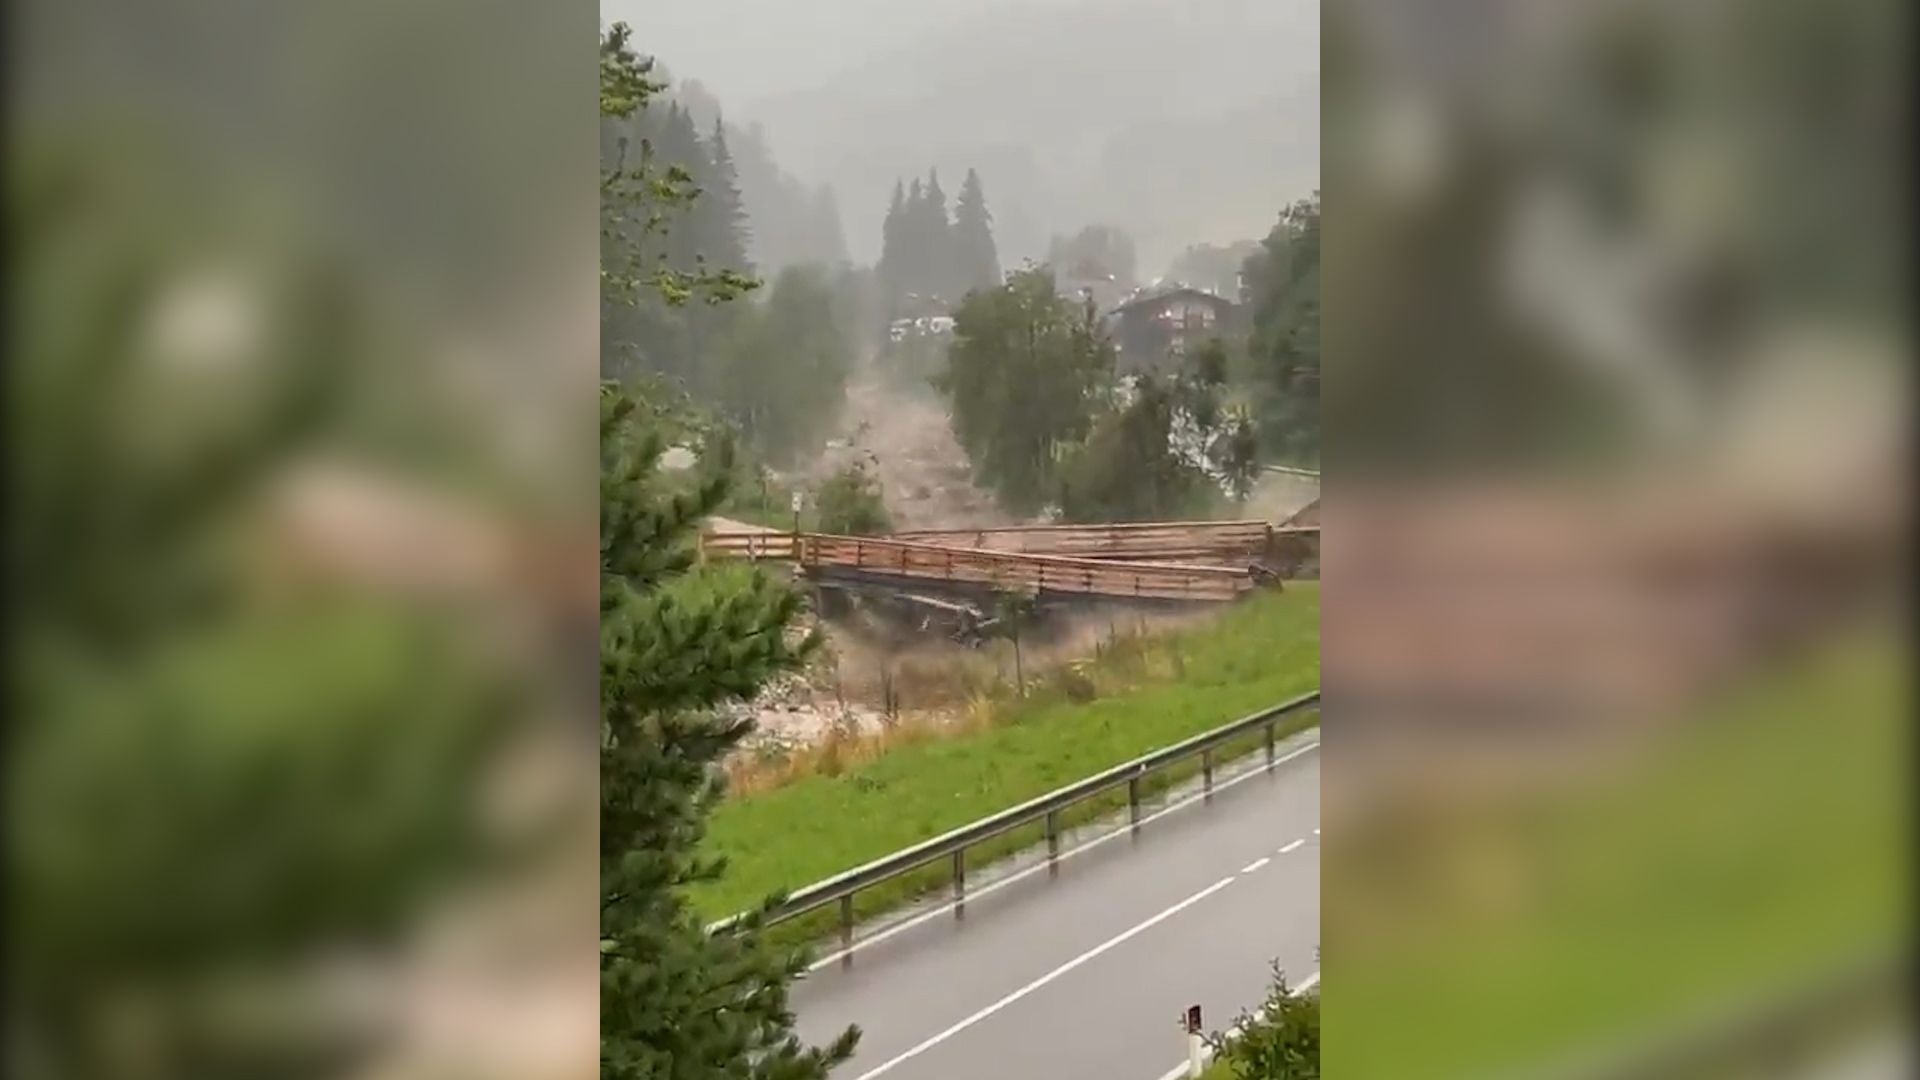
[1321,0,1910,1077]
[8,3,599,1079]
[8,2,1913,1079]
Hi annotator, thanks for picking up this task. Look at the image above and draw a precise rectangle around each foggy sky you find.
[606,0,1319,275]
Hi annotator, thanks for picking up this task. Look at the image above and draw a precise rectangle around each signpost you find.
[1184,1005,1205,1077]
[791,490,804,535]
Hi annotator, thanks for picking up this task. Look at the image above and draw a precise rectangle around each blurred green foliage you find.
[1324,640,1908,1079]
[7,137,516,1078]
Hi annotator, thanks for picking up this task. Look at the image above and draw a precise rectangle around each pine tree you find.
[600,26,850,1077]
[659,103,707,270]
[600,384,859,1078]
[704,117,753,273]
[904,176,926,301]
[878,178,906,310]
[919,168,953,303]
[953,168,1001,296]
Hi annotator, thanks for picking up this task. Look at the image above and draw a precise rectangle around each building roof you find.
[1109,285,1235,317]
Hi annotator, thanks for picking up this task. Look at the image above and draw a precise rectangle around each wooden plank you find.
[707,528,1259,601]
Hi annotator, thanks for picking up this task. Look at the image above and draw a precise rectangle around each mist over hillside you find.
[609,0,1319,275]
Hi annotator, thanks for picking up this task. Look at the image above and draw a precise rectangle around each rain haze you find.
[604,0,1320,274]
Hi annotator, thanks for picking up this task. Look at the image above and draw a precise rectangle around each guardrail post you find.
[952,848,967,915]
[838,894,854,967]
[1265,720,1276,769]
[1045,810,1061,873]
[1202,749,1215,797]
[1128,776,1142,829]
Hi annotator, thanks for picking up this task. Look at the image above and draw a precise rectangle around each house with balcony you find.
[1105,285,1236,373]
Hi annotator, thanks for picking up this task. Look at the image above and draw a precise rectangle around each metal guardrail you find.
[1262,464,1321,479]
[710,691,1321,947]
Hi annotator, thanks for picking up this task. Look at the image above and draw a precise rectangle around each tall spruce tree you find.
[952,168,1001,296]
[919,169,953,303]
[599,386,857,1079]
[903,176,926,306]
[658,103,708,271]
[703,117,753,273]
[878,178,906,312]
[599,23,857,1078]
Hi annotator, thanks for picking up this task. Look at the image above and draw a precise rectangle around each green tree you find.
[599,24,856,1079]
[1055,339,1254,521]
[1208,967,1319,1079]
[989,588,1040,694]
[699,117,753,274]
[941,268,1114,513]
[953,168,1002,296]
[898,176,935,311]
[599,24,756,385]
[1211,404,1262,504]
[599,386,858,1079]
[917,168,954,302]
[813,457,892,536]
[1241,193,1320,463]
[877,178,908,317]
[708,264,853,463]
[9,136,516,1078]
[1058,375,1209,522]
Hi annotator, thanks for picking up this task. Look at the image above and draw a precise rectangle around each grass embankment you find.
[1326,636,1909,1079]
[694,584,1320,931]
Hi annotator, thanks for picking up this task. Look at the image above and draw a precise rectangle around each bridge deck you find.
[702,519,1319,602]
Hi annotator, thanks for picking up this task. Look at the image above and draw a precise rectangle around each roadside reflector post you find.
[1265,720,1276,768]
[1202,749,1215,796]
[952,848,966,912]
[1184,1005,1205,1077]
[1127,776,1142,829]
[1045,809,1061,870]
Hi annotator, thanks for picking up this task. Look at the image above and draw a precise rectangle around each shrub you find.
[1212,965,1320,1079]
[814,458,893,535]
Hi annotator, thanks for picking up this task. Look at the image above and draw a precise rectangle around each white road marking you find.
[852,877,1239,1080]
[1279,838,1305,854]
[1313,827,1320,835]
[1151,970,1321,1080]
[806,738,1320,971]
[1241,856,1271,874]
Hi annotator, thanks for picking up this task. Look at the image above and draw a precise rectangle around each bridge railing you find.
[889,519,1275,562]
[798,533,1253,601]
[700,525,1320,597]
[699,530,798,561]
[708,690,1321,946]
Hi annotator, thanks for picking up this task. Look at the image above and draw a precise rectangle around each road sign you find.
[791,491,805,513]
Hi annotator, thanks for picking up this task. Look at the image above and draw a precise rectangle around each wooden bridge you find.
[700,519,1318,604]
